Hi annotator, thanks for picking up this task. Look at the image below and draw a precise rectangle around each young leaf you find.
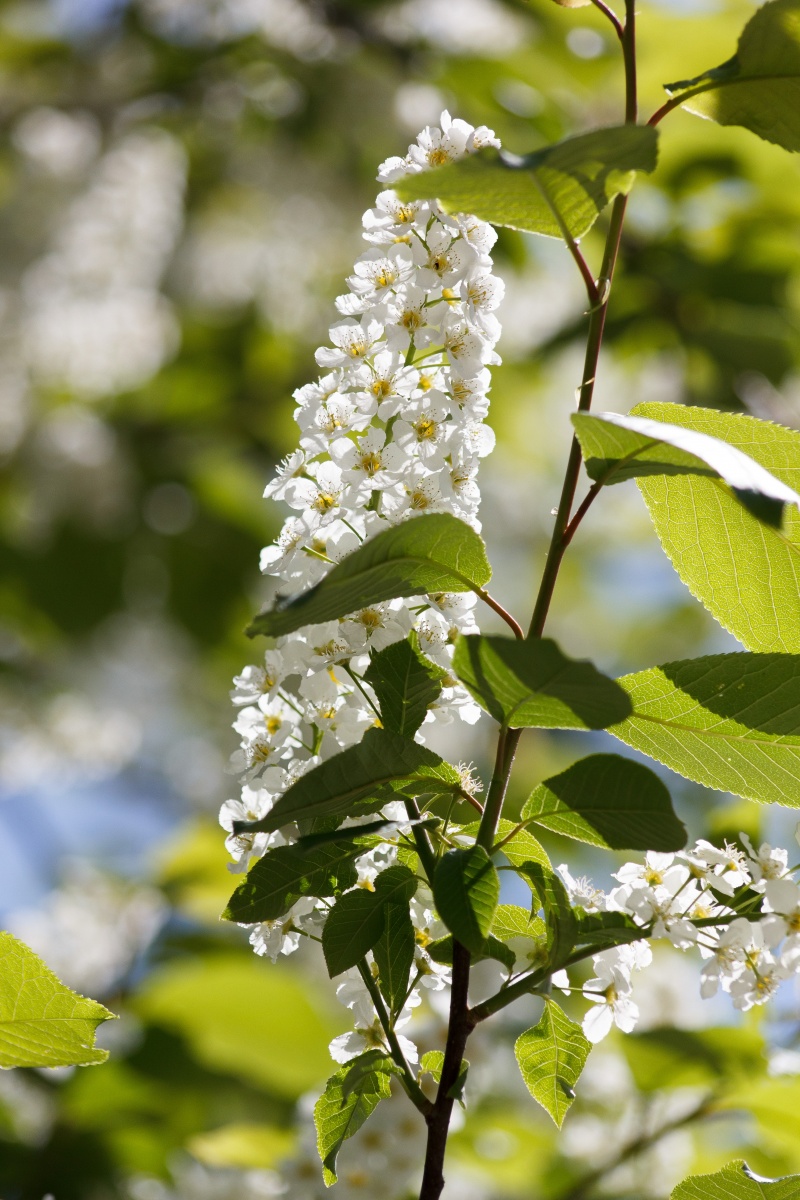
[671,1160,800,1200]
[322,890,385,977]
[491,904,547,944]
[572,410,800,527]
[223,839,364,923]
[373,903,416,1017]
[364,632,444,736]
[231,728,460,836]
[433,846,499,955]
[522,753,686,852]
[314,1054,392,1185]
[631,403,800,654]
[610,654,800,808]
[453,634,632,729]
[394,127,658,241]
[663,0,800,154]
[247,513,491,638]
[0,932,115,1069]
[515,1000,591,1127]
[419,1050,470,1103]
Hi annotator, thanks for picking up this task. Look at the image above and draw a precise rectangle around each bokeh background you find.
[2,0,800,1196]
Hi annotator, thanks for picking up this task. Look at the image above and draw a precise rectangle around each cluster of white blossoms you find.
[556,829,800,1044]
[220,112,502,1061]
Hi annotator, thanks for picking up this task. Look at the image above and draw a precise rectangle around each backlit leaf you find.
[522,753,686,851]
[632,403,800,654]
[453,634,632,729]
[0,932,114,1069]
[610,654,800,807]
[572,410,800,527]
[314,1054,392,1185]
[664,0,800,153]
[394,127,658,241]
[671,1160,800,1199]
[515,1000,591,1127]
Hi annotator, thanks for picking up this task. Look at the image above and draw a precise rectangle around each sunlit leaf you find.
[572,410,800,527]
[522,753,686,851]
[671,1160,800,1199]
[0,932,114,1069]
[610,654,800,807]
[515,1000,591,1127]
[664,0,800,153]
[453,635,631,729]
[248,514,491,638]
[419,1050,469,1103]
[632,403,800,654]
[394,127,658,240]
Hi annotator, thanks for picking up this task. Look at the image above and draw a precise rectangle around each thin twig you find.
[590,0,624,41]
[474,587,525,639]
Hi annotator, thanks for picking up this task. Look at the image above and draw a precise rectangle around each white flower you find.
[741,832,789,888]
[581,946,645,1043]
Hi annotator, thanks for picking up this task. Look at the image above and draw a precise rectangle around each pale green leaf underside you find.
[248,514,490,638]
[664,0,800,153]
[0,932,114,1069]
[231,727,459,835]
[394,127,658,240]
[522,753,686,851]
[671,1159,800,1199]
[515,1000,590,1127]
[573,410,800,526]
[609,653,800,808]
[491,904,546,943]
[632,403,800,654]
[453,634,632,729]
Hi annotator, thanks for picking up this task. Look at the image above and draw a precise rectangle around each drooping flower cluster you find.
[556,830,800,1043]
[220,112,503,1062]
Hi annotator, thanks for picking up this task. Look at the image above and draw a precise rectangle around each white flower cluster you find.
[220,112,502,1063]
[556,830,800,1043]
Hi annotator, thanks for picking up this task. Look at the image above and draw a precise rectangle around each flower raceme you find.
[221,112,502,1059]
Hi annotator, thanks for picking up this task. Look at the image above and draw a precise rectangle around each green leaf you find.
[572,410,800,527]
[428,932,516,971]
[394,127,658,241]
[365,632,445,737]
[248,514,491,638]
[491,904,547,944]
[574,909,646,951]
[515,1000,591,1127]
[419,1050,470,1103]
[0,932,115,1069]
[373,903,416,1017]
[663,0,800,154]
[609,653,800,808]
[524,861,577,969]
[432,846,499,955]
[671,1161,800,1200]
[223,839,364,923]
[231,728,460,836]
[453,635,631,730]
[491,820,552,873]
[631,403,800,654]
[522,753,686,851]
[314,1054,392,1185]
[322,890,385,977]
[340,1049,399,1099]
